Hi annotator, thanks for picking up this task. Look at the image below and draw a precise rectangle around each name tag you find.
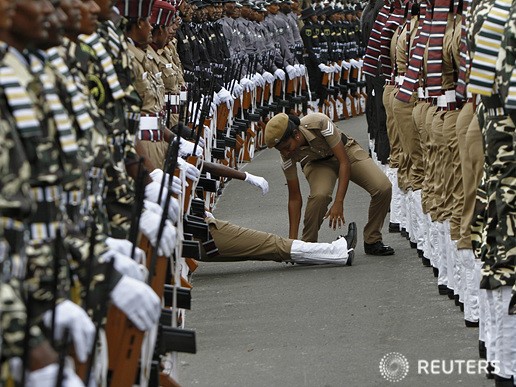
[445,90,456,103]
[166,63,173,68]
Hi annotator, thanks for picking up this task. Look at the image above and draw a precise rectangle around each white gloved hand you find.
[285,64,296,78]
[212,92,221,106]
[26,360,85,387]
[358,59,364,68]
[110,276,160,331]
[148,170,182,195]
[179,138,203,158]
[262,71,275,83]
[105,237,146,265]
[177,157,201,182]
[240,77,254,92]
[334,63,342,72]
[299,64,306,76]
[274,68,285,81]
[350,59,360,68]
[293,64,301,77]
[216,87,232,109]
[139,201,177,256]
[102,249,147,282]
[244,172,269,195]
[253,72,265,87]
[144,180,180,223]
[42,300,95,363]
[341,60,350,70]
[318,63,326,71]
[204,210,215,219]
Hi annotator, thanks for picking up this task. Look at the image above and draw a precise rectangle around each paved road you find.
[179,115,492,387]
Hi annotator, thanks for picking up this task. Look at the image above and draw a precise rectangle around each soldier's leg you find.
[301,160,339,242]
[383,85,402,229]
[346,140,392,246]
[424,105,439,219]
[203,218,353,265]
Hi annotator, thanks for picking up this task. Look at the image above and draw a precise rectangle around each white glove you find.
[139,201,177,256]
[358,59,364,68]
[334,63,342,72]
[149,169,182,196]
[262,71,275,83]
[274,68,285,81]
[244,172,269,195]
[110,276,160,331]
[26,360,85,387]
[299,64,306,76]
[144,182,181,222]
[177,157,201,182]
[42,300,95,363]
[253,72,265,87]
[105,237,146,265]
[240,77,254,92]
[350,59,360,68]
[217,87,231,103]
[102,250,147,282]
[285,65,296,78]
[178,138,203,158]
[293,64,301,77]
[318,63,326,71]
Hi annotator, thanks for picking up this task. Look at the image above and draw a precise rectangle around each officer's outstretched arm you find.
[325,141,351,230]
[286,177,303,239]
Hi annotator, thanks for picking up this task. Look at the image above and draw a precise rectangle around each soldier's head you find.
[240,0,251,18]
[59,0,83,37]
[95,0,114,21]
[0,0,16,31]
[265,113,304,158]
[78,0,101,35]
[4,0,54,50]
[223,0,236,17]
[290,0,299,13]
[150,0,175,47]
[266,0,279,15]
[36,0,67,49]
[279,0,291,13]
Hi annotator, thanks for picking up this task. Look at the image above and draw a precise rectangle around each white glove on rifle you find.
[139,201,177,256]
[334,63,342,72]
[105,237,146,265]
[274,68,285,81]
[216,87,232,109]
[101,249,147,282]
[148,170,182,195]
[177,157,201,182]
[240,77,254,92]
[341,60,350,70]
[262,71,275,83]
[110,276,161,331]
[350,59,360,68]
[42,300,95,363]
[244,172,269,195]
[230,80,243,98]
[26,359,85,387]
[178,138,203,158]
[253,72,265,87]
[285,65,296,78]
[299,64,306,76]
[293,64,301,77]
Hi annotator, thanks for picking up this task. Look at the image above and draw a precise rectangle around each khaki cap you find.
[265,113,289,148]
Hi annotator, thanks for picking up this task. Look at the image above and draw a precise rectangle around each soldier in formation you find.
[364,0,515,384]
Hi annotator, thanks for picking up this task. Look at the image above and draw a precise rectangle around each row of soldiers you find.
[0,0,367,385]
[362,0,515,384]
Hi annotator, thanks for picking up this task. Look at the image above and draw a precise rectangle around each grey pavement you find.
[179,115,492,387]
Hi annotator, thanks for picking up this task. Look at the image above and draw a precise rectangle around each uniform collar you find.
[298,125,316,143]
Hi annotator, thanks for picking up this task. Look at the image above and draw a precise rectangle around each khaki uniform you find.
[391,16,424,191]
[128,43,168,169]
[280,113,391,243]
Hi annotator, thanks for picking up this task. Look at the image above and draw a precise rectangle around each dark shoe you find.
[479,340,486,359]
[422,257,432,267]
[465,320,479,328]
[459,302,464,312]
[433,267,439,278]
[346,249,354,266]
[417,249,424,258]
[388,222,400,233]
[364,241,395,256]
[438,284,448,295]
[454,294,461,306]
[343,222,357,250]
[486,362,495,379]
[447,288,455,300]
[410,241,417,249]
[494,375,514,386]
[400,228,408,238]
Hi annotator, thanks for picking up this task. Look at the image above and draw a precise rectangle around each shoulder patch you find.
[305,29,312,37]
[282,159,293,170]
[320,121,335,137]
